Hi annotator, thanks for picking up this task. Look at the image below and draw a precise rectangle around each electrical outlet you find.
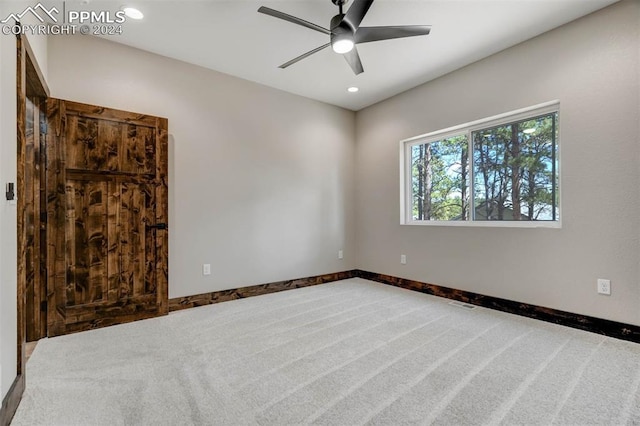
[203,264,211,276]
[400,254,407,265]
[597,279,611,295]
[338,250,343,260]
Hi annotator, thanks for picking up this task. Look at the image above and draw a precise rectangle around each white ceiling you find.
[92,0,619,111]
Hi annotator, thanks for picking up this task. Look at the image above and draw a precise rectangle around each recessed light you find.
[523,128,536,134]
[123,7,144,20]
[347,86,359,93]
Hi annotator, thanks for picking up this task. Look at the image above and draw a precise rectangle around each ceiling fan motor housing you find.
[330,14,355,53]
[330,14,353,33]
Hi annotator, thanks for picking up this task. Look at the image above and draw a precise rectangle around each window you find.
[401,101,559,227]
[410,134,469,221]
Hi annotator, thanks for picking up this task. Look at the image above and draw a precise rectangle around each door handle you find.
[147,223,168,230]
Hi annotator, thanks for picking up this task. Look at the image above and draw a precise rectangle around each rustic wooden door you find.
[45,99,168,336]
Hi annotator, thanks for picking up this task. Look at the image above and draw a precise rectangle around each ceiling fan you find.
[258,0,431,75]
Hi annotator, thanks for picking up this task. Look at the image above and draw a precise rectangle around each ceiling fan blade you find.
[343,45,364,75]
[279,43,331,69]
[355,25,431,44]
[258,6,331,35]
[343,0,374,31]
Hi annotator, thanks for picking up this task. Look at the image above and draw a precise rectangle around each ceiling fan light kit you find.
[258,0,431,75]
[331,36,354,54]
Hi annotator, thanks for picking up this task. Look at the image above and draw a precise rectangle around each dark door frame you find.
[19,34,49,344]
[24,63,48,343]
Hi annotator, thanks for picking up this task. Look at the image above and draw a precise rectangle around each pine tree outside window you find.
[401,101,560,228]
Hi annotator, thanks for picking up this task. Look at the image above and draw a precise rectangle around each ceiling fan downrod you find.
[331,0,349,15]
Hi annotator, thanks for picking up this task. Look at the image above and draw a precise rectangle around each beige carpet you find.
[11,278,640,425]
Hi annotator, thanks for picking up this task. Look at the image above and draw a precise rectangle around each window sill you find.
[401,220,562,229]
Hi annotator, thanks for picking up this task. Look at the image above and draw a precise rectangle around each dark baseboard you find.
[356,270,640,344]
[169,268,640,344]
[168,270,358,312]
[0,374,24,426]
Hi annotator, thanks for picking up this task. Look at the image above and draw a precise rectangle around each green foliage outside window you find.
[410,112,558,222]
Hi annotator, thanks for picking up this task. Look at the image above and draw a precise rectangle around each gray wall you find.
[0,26,18,400]
[354,0,640,326]
[47,35,356,299]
